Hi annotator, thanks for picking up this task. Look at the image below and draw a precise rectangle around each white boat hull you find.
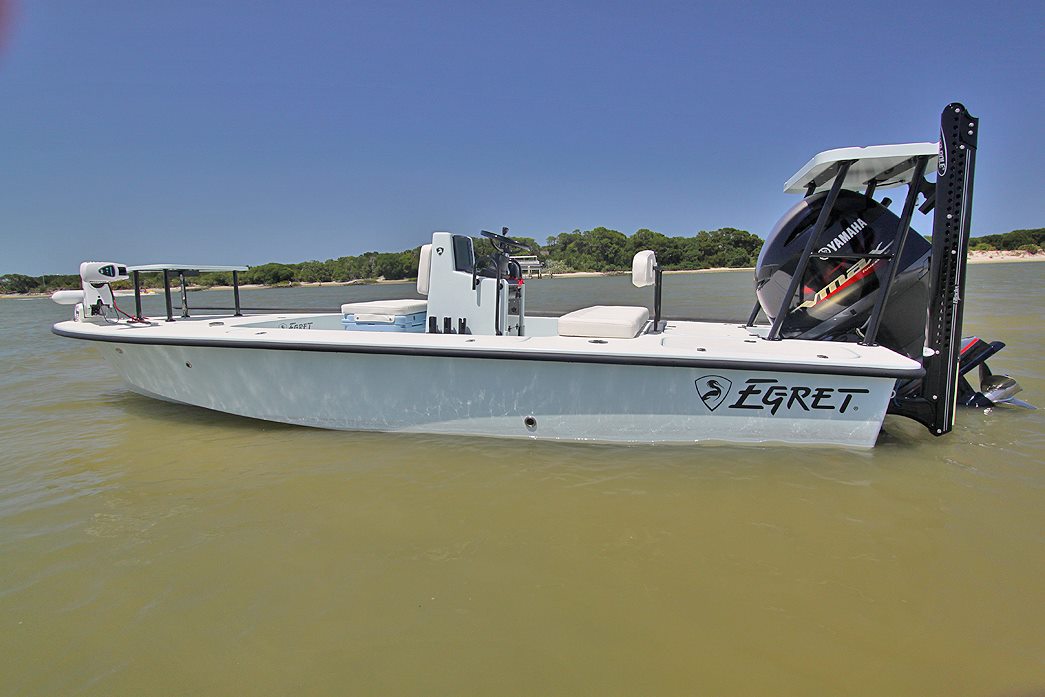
[94,340,894,447]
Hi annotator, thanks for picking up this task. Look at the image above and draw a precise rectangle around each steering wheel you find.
[480,229,530,253]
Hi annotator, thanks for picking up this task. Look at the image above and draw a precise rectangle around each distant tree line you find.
[3,226,1040,294]
[195,227,767,286]
[204,249,424,287]
[968,228,1043,253]
[0,273,82,294]
[544,227,762,272]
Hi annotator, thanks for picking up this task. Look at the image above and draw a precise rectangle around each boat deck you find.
[54,312,924,379]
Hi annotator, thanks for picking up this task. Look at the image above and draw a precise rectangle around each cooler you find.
[340,299,428,332]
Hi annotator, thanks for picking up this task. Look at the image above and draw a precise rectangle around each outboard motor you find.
[755,103,1034,433]
[755,190,931,360]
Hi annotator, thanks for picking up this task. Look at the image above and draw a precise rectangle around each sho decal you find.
[796,242,890,311]
[727,378,870,415]
[795,257,874,310]
[695,375,732,411]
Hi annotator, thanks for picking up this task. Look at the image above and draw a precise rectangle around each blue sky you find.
[1,0,1042,275]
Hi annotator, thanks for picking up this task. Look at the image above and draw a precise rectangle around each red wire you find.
[110,291,147,323]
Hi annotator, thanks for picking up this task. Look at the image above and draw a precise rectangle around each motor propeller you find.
[980,371,1036,410]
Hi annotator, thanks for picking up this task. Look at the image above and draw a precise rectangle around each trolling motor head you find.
[51,261,129,322]
[80,261,129,285]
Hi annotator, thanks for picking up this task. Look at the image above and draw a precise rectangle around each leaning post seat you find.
[557,305,650,339]
[557,250,659,339]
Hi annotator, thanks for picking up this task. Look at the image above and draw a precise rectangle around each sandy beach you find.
[964,250,1045,263]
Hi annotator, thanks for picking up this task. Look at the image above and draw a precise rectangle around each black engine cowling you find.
[755,190,931,360]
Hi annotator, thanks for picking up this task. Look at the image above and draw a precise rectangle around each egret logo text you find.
[727,378,869,415]
[696,375,870,415]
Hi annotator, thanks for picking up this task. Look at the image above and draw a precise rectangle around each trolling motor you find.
[753,103,1034,435]
[51,262,131,323]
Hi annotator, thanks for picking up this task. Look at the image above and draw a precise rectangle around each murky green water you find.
[1,265,1043,696]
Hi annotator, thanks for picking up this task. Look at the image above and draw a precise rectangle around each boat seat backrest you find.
[417,244,432,295]
[632,250,657,287]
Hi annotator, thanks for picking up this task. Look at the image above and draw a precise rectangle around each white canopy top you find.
[127,263,249,273]
[783,142,938,195]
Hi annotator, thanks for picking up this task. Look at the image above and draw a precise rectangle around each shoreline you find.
[4,251,1041,299]
[552,266,757,278]
[965,251,1045,263]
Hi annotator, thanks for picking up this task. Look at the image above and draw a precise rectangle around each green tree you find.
[546,227,630,271]
[246,263,295,285]
[974,228,1044,250]
[298,260,333,283]
[0,274,41,293]
[683,228,763,268]
[374,252,412,280]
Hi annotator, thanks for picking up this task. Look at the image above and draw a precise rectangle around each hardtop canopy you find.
[127,263,249,273]
[784,142,938,195]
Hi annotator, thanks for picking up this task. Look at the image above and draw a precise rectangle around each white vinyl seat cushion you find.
[557,305,650,339]
[341,299,429,320]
